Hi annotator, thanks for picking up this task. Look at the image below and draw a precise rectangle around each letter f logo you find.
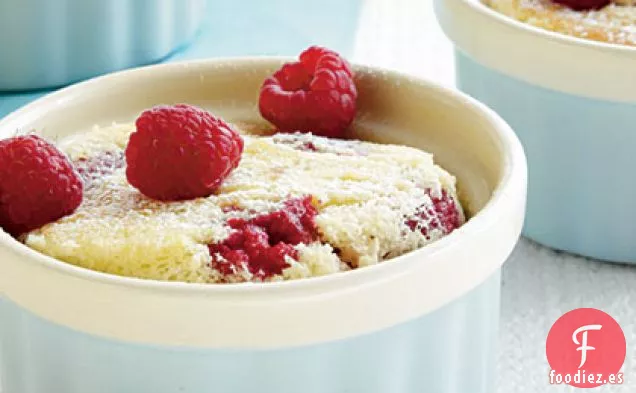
[573,324,603,369]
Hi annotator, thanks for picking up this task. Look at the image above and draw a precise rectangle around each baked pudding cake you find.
[0,46,466,284]
[21,125,464,283]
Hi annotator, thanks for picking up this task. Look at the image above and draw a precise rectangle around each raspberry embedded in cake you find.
[20,123,465,283]
[209,196,318,280]
[74,150,125,188]
[405,190,463,240]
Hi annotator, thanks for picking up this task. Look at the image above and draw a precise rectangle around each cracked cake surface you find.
[485,0,636,46]
[23,124,465,284]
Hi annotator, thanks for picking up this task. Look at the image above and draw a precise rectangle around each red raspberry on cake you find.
[125,104,244,201]
[259,46,358,138]
[0,135,83,237]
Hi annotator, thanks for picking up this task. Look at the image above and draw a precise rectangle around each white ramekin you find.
[435,0,636,263]
[0,58,527,393]
[0,0,206,91]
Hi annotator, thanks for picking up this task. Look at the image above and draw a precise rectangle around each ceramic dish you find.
[0,0,205,91]
[0,58,526,393]
[435,0,636,263]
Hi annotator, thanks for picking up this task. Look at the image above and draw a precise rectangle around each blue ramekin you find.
[435,0,636,263]
[0,58,526,393]
[0,0,206,91]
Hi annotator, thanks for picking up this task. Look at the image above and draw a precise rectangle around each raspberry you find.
[0,135,83,236]
[252,196,317,245]
[125,104,244,201]
[209,196,318,279]
[259,46,357,138]
[405,190,462,239]
[553,0,610,10]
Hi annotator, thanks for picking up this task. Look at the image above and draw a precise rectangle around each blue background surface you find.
[0,0,363,118]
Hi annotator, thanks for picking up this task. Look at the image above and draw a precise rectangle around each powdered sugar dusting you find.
[24,124,464,284]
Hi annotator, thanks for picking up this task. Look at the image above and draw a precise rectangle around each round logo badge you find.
[546,308,626,388]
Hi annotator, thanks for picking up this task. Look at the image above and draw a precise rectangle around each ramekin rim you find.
[462,0,636,54]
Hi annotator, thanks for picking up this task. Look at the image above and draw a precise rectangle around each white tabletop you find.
[352,1,636,392]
